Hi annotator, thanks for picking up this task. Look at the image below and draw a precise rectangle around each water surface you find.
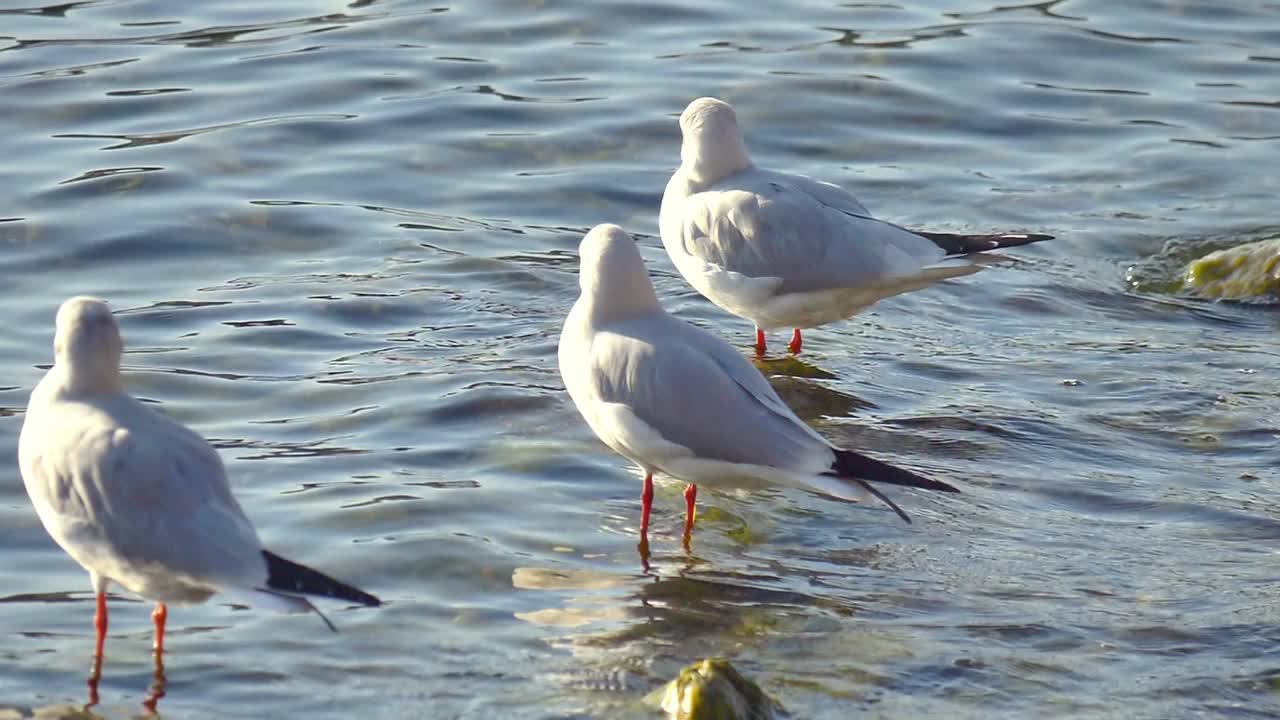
[1,0,1278,717]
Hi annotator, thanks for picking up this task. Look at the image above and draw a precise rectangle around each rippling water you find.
[1,0,1278,717]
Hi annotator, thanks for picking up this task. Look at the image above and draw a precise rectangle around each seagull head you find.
[53,296,124,393]
[576,224,660,321]
[678,97,752,184]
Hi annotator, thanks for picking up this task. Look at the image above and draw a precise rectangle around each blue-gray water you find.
[2,1,1279,717]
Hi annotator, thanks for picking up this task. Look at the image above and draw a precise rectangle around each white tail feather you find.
[800,474,912,523]
[800,474,873,503]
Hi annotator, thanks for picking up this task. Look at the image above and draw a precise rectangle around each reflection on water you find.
[1,0,1279,717]
[140,660,166,716]
[514,565,633,630]
[512,540,915,715]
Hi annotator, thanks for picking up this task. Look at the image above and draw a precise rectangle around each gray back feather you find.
[675,167,945,294]
[590,312,829,472]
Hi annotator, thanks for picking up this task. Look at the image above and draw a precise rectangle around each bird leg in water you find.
[86,656,102,710]
[637,535,651,573]
[788,328,802,354]
[151,603,167,656]
[754,327,767,357]
[682,484,698,546]
[640,472,654,538]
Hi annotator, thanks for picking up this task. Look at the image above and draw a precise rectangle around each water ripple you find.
[1,0,1278,717]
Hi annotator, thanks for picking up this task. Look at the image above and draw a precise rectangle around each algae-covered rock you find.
[1183,238,1280,300]
[649,658,785,720]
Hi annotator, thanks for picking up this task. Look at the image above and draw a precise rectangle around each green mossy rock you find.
[650,658,784,720]
[1184,238,1280,299]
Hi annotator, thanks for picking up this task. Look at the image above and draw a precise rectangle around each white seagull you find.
[18,297,381,677]
[558,224,958,545]
[659,96,1052,356]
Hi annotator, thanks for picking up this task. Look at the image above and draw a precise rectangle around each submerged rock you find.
[1183,238,1280,300]
[650,658,785,720]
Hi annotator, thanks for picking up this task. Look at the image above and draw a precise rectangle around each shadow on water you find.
[752,355,837,380]
[767,375,877,420]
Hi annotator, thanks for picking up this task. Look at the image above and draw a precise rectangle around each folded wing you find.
[672,168,948,295]
[24,399,267,591]
[585,316,833,475]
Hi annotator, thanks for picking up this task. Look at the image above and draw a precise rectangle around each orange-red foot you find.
[682,484,698,547]
[754,327,767,357]
[788,328,802,354]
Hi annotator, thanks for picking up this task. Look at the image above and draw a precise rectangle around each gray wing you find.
[25,398,266,587]
[588,314,831,473]
[785,172,870,217]
[674,168,947,294]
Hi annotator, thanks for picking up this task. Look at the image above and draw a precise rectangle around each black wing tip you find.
[914,230,1055,255]
[262,550,382,608]
[824,449,960,522]
[830,449,960,494]
[929,478,963,493]
[992,232,1055,248]
[354,586,383,607]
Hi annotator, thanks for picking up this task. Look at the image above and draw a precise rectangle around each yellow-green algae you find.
[648,658,785,720]
[1183,238,1280,299]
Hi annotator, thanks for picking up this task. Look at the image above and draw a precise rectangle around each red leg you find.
[754,327,767,357]
[86,591,107,709]
[682,484,698,545]
[788,328,802,354]
[152,603,168,656]
[93,591,107,660]
[639,472,654,537]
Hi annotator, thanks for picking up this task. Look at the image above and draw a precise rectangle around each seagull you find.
[18,297,381,683]
[659,96,1053,356]
[558,224,959,547]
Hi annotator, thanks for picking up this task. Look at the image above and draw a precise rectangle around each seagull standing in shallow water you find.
[558,224,959,549]
[18,297,381,690]
[660,96,1052,356]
